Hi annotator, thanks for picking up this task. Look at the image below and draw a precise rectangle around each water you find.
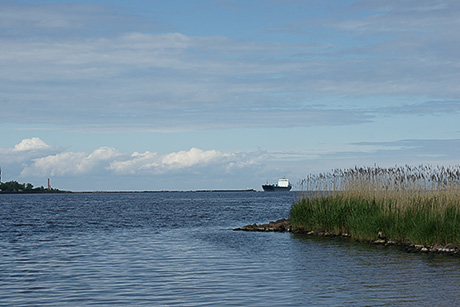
[1,192,460,306]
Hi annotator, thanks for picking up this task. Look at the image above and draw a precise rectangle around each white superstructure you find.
[277,178,290,187]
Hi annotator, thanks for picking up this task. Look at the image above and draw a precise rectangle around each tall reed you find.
[290,165,460,245]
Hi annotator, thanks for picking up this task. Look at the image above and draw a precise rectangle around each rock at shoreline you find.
[234,218,293,232]
[234,219,345,236]
[234,219,460,257]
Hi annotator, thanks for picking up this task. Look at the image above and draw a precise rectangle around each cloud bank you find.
[5,138,259,181]
[1,137,459,191]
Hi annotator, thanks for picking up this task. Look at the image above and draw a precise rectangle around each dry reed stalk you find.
[299,164,460,213]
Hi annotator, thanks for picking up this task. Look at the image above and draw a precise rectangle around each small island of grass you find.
[289,165,460,250]
[237,165,460,255]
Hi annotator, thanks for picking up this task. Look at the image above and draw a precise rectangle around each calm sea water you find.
[1,192,460,306]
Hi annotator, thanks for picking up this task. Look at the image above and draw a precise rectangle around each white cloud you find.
[6,137,455,183]
[9,141,258,178]
[108,151,159,174]
[0,137,60,164]
[77,147,121,173]
[21,152,87,177]
[109,147,246,175]
[21,146,120,177]
[161,148,227,169]
[14,137,51,151]
[2,137,460,190]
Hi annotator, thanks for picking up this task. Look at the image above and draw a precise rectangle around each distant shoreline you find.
[1,189,260,194]
[74,189,259,193]
[0,190,70,194]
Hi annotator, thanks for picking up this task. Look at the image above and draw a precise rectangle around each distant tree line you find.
[0,180,61,193]
[0,167,63,193]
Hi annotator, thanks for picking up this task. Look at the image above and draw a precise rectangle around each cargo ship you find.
[262,178,292,191]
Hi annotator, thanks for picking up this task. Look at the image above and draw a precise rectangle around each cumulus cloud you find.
[108,151,159,174]
[4,139,258,178]
[161,148,228,169]
[109,147,251,175]
[21,146,120,177]
[5,137,456,183]
[3,137,460,190]
[14,137,51,151]
[0,137,60,164]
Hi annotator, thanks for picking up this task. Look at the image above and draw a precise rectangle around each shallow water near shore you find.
[1,192,460,306]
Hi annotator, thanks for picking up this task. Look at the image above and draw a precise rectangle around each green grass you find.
[290,165,460,246]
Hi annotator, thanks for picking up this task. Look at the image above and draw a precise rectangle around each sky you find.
[1,0,460,191]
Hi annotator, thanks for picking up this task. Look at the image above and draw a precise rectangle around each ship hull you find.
[262,185,292,191]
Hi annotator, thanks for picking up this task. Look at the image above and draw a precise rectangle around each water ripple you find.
[2,192,460,306]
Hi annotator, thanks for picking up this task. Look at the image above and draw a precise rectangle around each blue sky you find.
[1,0,460,191]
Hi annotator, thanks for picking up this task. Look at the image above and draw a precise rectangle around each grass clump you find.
[290,165,460,246]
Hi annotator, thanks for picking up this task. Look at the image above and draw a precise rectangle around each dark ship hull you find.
[262,178,292,191]
[262,184,292,191]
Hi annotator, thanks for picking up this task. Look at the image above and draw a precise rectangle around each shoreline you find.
[0,189,258,194]
[234,218,460,257]
[0,190,70,194]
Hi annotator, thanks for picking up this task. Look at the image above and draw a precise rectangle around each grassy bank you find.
[290,165,460,246]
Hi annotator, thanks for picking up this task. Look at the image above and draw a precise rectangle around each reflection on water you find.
[1,192,460,306]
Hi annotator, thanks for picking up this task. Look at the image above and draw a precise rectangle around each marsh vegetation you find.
[290,165,460,246]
